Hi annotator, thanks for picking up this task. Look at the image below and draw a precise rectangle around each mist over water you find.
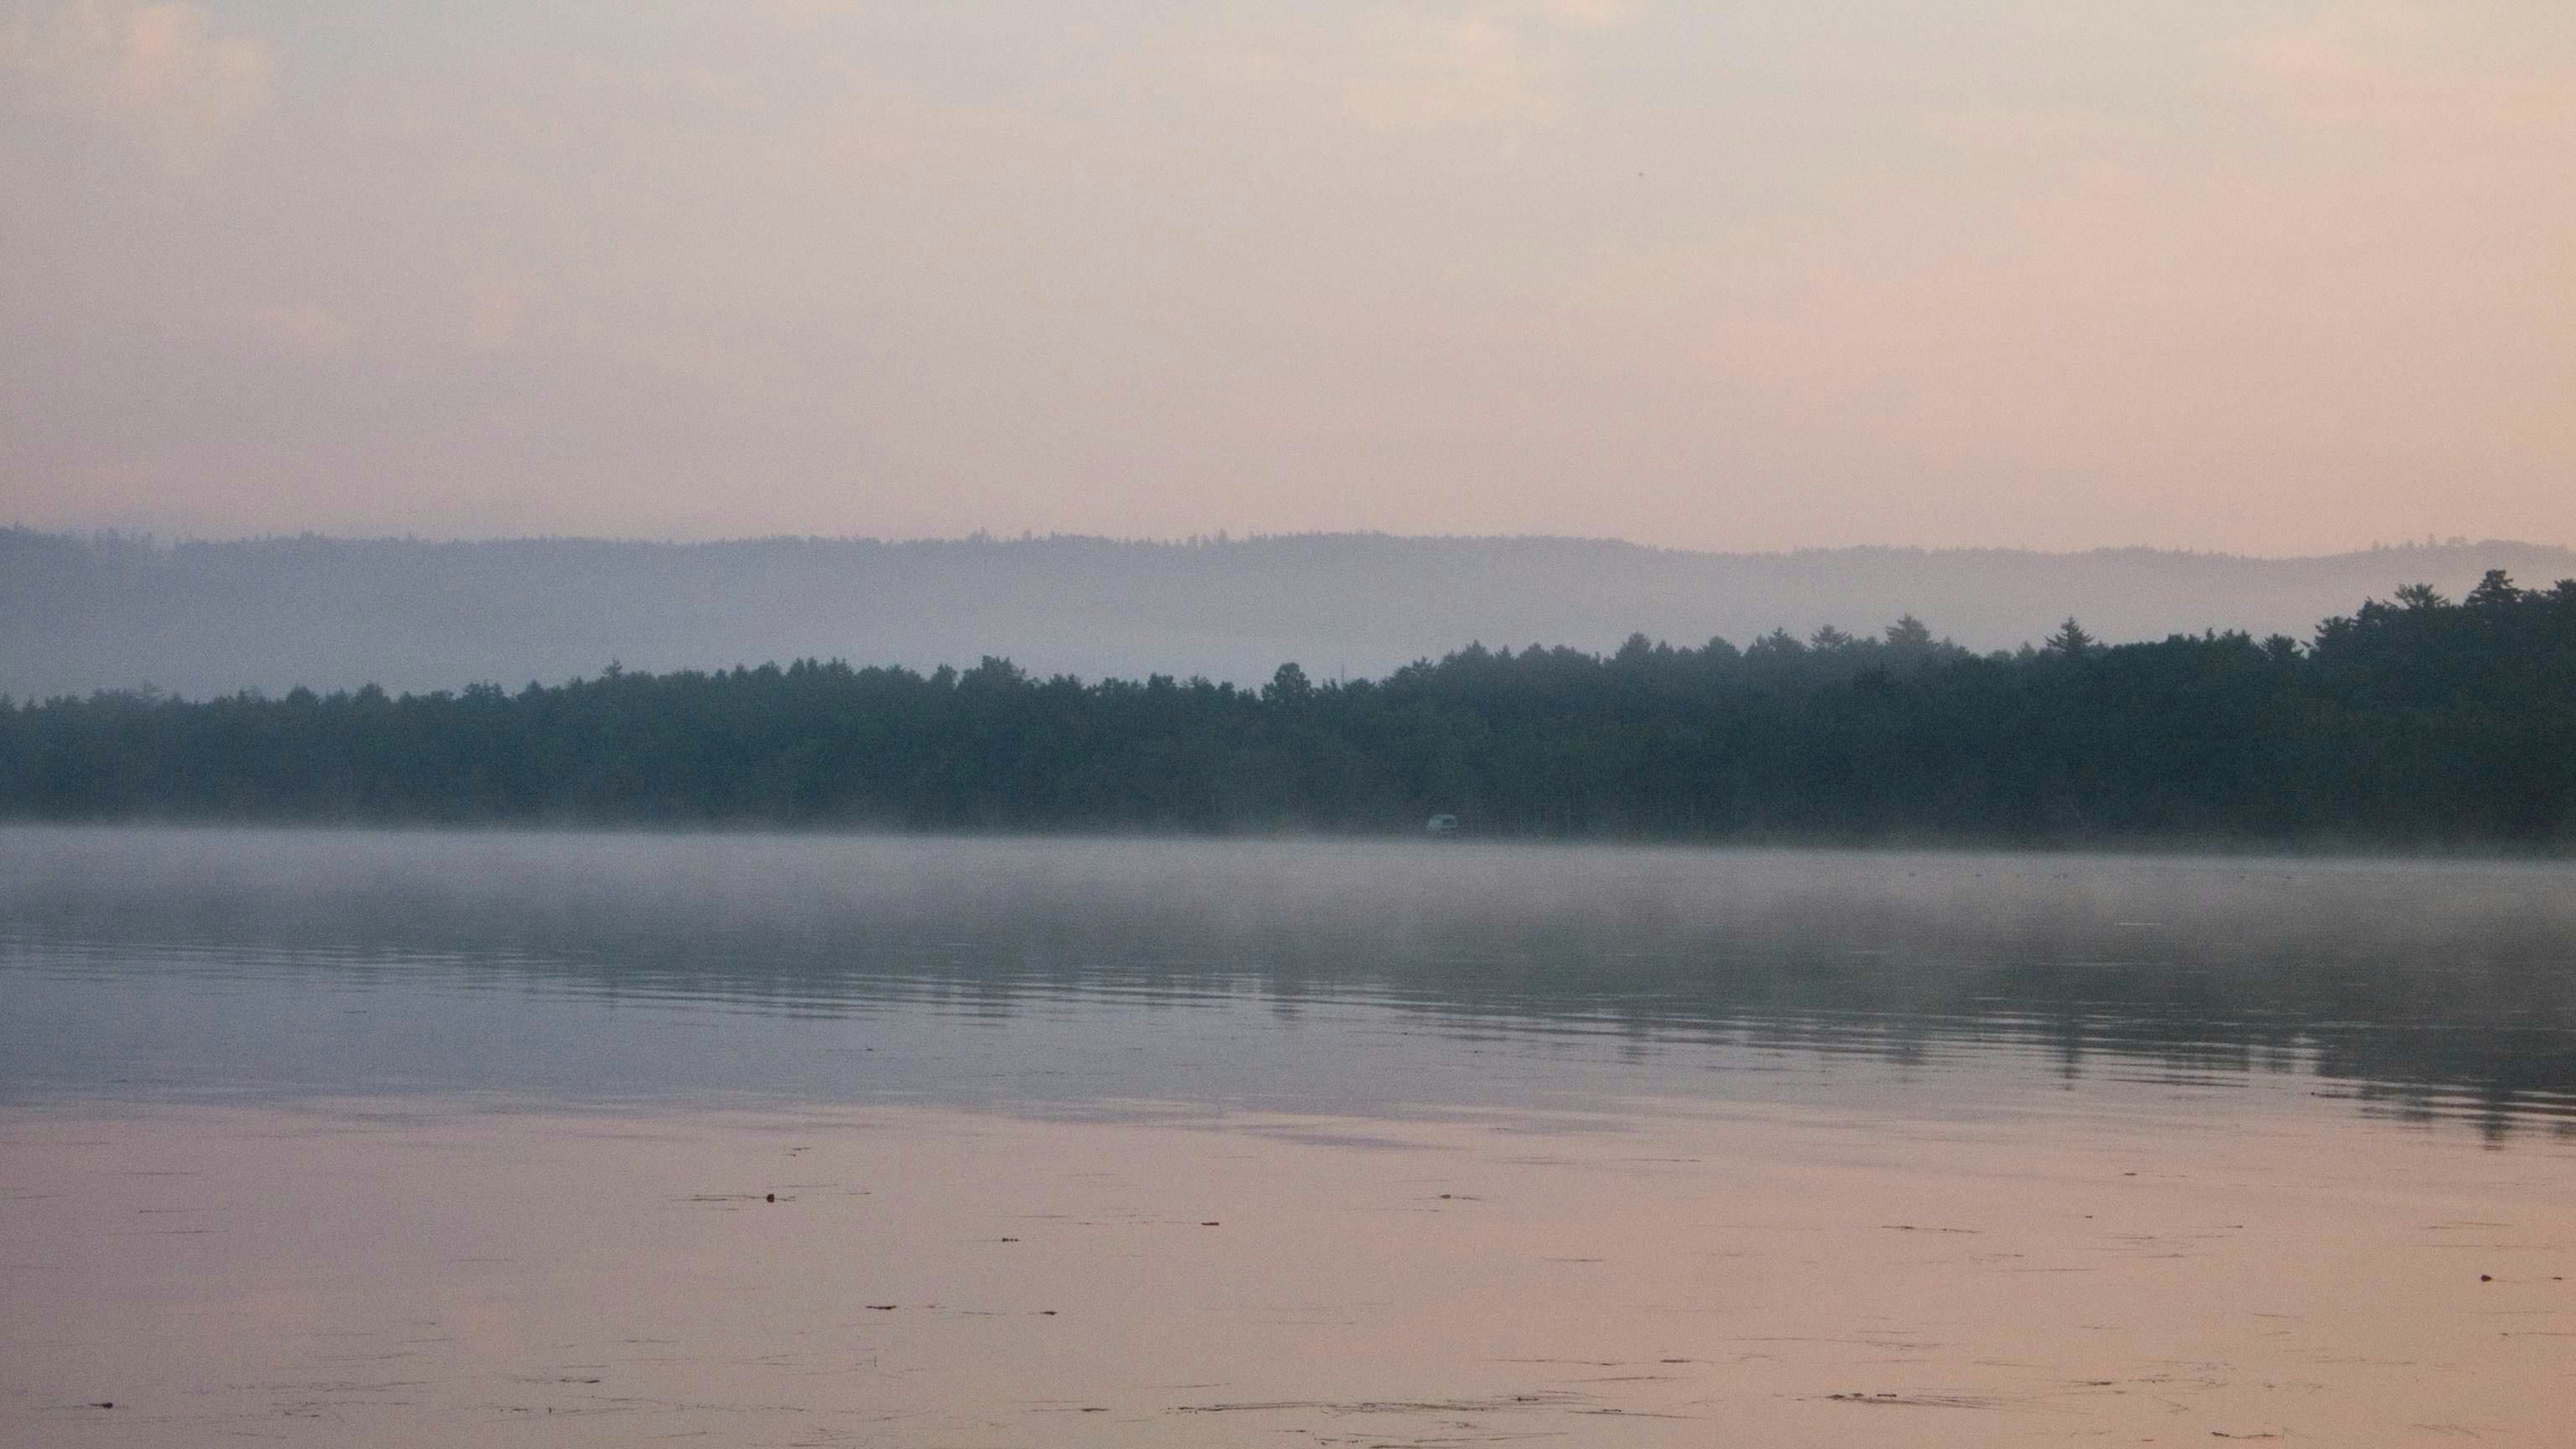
[7,828,2572,1137]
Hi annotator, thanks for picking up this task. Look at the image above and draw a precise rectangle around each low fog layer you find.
[6,530,2571,699]
[7,828,2572,1130]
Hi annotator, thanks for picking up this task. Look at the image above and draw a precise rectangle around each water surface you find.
[3,829,2573,1444]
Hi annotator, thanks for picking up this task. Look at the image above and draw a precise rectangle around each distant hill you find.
[4,528,2571,700]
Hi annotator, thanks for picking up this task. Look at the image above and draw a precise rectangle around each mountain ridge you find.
[7,527,2571,700]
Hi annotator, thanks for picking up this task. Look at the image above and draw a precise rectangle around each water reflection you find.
[3,828,2573,1136]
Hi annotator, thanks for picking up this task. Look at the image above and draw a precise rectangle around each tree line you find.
[5,571,2572,845]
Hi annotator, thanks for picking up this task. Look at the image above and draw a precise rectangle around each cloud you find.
[2214,3,2571,143]
[0,0,270,170]
[1344,12,1556,131]
[2214,3,2426,101]
[1189,8,1566,136]
[1534,0,1633,30]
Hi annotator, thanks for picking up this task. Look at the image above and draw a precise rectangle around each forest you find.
[5,571,2573,845]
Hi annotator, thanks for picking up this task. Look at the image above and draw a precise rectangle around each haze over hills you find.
[4,528,2571,701]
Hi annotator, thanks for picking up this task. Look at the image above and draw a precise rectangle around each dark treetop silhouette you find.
[5,572,2572,844]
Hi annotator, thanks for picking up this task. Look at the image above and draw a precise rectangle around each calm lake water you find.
[4,828,2574,1445]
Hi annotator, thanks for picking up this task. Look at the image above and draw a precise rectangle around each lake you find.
[4,828,2573,1445]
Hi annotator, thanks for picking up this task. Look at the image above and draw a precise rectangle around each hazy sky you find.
[3,1,2570,552]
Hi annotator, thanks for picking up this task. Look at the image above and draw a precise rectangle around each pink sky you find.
[3,1,2570,552]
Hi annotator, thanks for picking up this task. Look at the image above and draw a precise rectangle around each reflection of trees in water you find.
[10,834,2576,1136]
